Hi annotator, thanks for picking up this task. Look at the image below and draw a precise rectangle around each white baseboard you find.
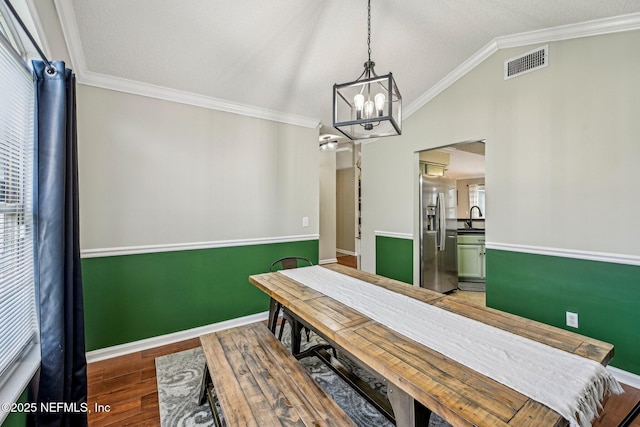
[86,311,269,363]
[84,310,640,392]
[336,249,357,256]
[608,366,640,389]
[319,258,338,265]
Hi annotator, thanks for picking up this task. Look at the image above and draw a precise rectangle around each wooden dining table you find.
[249,263,616,427]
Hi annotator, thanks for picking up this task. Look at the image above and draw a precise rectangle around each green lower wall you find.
[486,249,640,375]
[80,238,640,375]
[1,389,27,427]
[81,239,318,351]
[375,236,413,284]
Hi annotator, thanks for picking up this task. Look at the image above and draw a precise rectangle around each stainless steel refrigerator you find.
[419,174,458,293]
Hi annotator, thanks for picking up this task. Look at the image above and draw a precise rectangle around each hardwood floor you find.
[336,253,358,268]
[86,263,640,427]
[87,338,201,426]
[449,288,486,306]
[87,337,640,427]
[595,384,640,427]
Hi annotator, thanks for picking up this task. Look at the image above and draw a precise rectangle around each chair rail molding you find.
[375,231,413,240]
[486,242,640,267]
[81,234,320,258]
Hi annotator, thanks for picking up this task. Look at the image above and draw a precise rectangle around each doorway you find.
[416,140,486,300]
[336,143,361,269]
[318,126,361,268]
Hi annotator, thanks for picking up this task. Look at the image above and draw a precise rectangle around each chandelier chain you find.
[367,0,371,64]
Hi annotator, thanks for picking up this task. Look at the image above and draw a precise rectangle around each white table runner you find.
[280,266,623,427]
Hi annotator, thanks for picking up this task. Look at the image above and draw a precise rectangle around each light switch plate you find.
[302,216,309,227]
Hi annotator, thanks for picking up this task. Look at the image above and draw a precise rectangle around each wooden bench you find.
[199,322,357,427]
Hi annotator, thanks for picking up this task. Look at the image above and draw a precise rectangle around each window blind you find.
[0,33,37,381]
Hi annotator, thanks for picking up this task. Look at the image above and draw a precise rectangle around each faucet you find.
[467,205,483,229]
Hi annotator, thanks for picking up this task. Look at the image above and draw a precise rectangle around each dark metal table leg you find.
[206,386,224,427]
[414,401,432,426]
[619,400,640,427]
[301,346,394,422]
[268,298,281,334]
[200,361,223,427]
[290,318,303,356]
[199,363,211,405]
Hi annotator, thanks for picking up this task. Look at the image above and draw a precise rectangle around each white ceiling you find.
[59,0,640,131]
[444,149,486,180]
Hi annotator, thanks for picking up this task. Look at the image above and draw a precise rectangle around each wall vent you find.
[504,45,548,80]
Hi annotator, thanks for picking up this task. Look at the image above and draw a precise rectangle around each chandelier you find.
[319,135,339,151]
[333,0,401,140]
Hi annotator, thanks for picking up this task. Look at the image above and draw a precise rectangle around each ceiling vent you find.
[504,45,548,80]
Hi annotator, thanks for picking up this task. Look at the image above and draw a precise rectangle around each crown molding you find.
[53,0,87,74]
[26,0,51,58]
[404,40,499,119]
[78,70,320,128]
[495,11,640,49]
[52,0,320,129]
[405,12,640,120]
[53,0,640,128]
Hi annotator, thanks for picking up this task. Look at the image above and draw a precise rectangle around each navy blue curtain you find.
[31,60,88,427]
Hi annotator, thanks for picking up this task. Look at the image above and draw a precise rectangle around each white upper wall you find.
[77,85,318,250]
[361,30,640,273]
[319,150,336,262]
[31,0,319,252]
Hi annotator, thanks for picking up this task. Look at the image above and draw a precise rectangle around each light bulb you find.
[374,93,386,117]
[354,94,365,119]
[320,141,338,151]
[364,100,374,119]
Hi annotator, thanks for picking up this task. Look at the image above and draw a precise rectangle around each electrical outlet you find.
[566,311,579,328]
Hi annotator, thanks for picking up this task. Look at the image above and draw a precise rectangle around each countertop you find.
[457,228,485,234]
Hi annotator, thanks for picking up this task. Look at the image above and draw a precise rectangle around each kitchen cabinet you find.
[457,234,485,281]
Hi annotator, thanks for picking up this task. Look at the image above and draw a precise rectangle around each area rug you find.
[156,324,450,427]
[156,347,214,426]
